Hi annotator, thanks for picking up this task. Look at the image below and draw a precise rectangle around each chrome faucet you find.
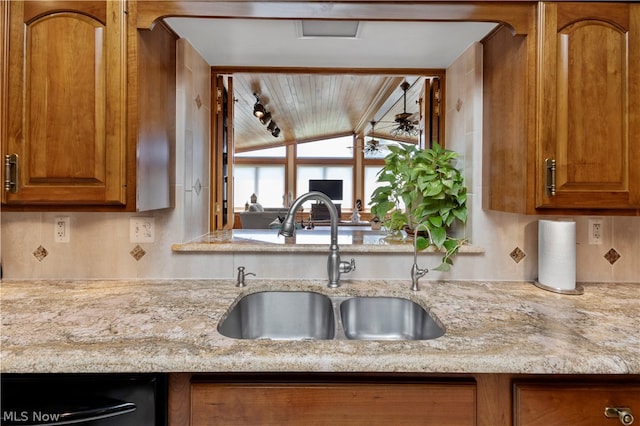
[279,191,355,288]
[410,223,431,291]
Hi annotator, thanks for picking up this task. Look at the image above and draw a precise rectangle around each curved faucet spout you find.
[279,192,338,245]
[280,191,354,287]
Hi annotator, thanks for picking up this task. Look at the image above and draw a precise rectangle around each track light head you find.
[272,127,280,137]
[252,93,266,118]
[253,102,265,118]
[259,111,272,125]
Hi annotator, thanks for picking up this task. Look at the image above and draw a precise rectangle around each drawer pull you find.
[605,407,634,425]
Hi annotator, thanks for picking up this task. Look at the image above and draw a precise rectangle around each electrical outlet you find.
[588,218,603,245]
[54,216,70,243]
[130,217,155,243]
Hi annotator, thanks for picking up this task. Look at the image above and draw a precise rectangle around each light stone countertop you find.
[1,279,638,375]
[171,228,485,254]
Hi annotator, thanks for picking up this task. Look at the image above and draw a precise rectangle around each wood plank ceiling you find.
[229,72,429,152]
[164,18,499,153]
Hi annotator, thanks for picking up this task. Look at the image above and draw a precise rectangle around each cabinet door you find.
[3,1,126,205]
[191,382,476,425]
[537,3,640,209]
[515,382,640,426]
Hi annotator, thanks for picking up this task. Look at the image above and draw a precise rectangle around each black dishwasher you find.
[0,373,167,426]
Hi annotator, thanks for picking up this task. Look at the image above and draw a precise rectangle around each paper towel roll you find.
[538,219,576,291]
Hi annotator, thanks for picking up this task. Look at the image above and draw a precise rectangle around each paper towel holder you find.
[533,280,584,295]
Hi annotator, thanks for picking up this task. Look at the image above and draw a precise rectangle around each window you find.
[233,165,285,209]
[364,165,386,212]
[235,145,286,158]
[233,135,397,215]
[297,166,353,210]
[296,136,353,159]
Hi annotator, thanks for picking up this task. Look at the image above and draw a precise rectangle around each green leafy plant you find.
[369,142,468,271]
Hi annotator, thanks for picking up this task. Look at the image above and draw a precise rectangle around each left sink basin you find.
[218,291,335,340]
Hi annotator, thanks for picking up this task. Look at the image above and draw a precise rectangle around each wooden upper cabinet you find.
[483,2,639,214]
[3,0,126,205]
[537,2,640,210]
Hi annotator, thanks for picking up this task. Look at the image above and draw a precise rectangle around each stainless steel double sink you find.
[218,291,445,341]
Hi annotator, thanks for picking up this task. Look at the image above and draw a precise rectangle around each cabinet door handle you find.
[605,407,634,425]
[544,158,556,196]
[4,153,18,193]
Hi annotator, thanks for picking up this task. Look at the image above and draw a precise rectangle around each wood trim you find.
[168,372,191,426]
[0,0,7,205]
[475,373,512,426]
[23,1,107,25]
[124,0,140,211]
[213,75,225,230]
[210,72,217,230]
[226,75,235,228]
[107,0,128,205]
[630,4,640,208]
[354,133,364,206]
[213,65,446,76]
[286,144,295,200]
[234,157,287,165]
[135,2,534,35]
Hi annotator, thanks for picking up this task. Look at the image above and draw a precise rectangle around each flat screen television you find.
[309,179,343,200]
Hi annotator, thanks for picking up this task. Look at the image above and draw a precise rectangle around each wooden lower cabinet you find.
[514,381,640,426]
[169,373,640,426]
[191,382,475,425]
[171,374,476,426]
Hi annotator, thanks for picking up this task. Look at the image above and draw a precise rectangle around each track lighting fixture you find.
[253,93,281,137]
[259,111,272,125]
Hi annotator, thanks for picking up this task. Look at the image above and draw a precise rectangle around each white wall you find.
[1,42,638,283]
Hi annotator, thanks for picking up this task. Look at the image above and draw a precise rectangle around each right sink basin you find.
[339,296,445,340]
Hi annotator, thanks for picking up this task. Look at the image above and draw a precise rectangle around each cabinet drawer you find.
[515,382,640,426]
[191,382,476,425]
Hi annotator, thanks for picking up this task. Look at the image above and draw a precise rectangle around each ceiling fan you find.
[377,81,421,139]
[350,121,393,154]
[391,81,420,137]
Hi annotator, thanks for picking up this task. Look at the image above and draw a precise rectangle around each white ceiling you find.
[164,18,497,68]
